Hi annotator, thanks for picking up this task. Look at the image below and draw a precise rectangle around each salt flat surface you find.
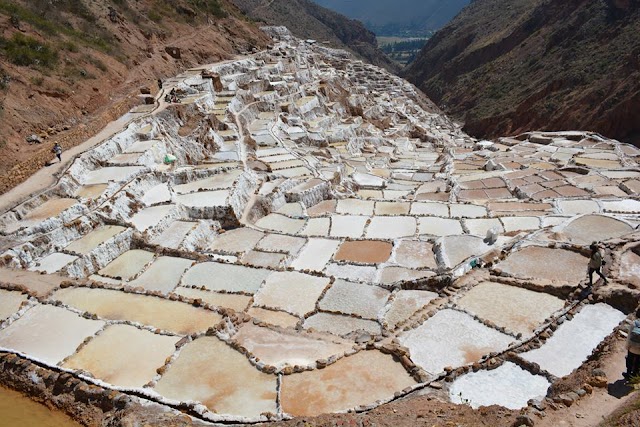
[458,282,565,336]
[174,287,251,312]
[400,309,513,375]
[129,256,193,294]
[375,201,410,215]
[53,287,222,335]
[325,263,377,283]
[182,262,270,294]
[130,205,175,231]
[0,304,104,365]
[5,198,78,232]
[108,153,143,165]
[75,184,108,199]
[281,350,416,416]
[500,216,540,233]
[290,238,341,272]
[383,290,438,330]
[619,248,640,287]
[247,307,300,328]
[30,253,78,274]
[557,199,600,215]
[151,221,195,249]
[411,202,449,217]
[304,312,381,336]
[334,240,392,264]
[562,214,632,245]
[0,290,28,321]
[330,215,368,238]
[210,227,264,254]
[440,235,494,268]
[154,337,277,417]
[379,266,435,284]
[176,190,229,207]
[366,216,417,239]
[124,139,157,153]
[253,271,329,316]
[174,170,242,194]
[63,324,178,388]
[142,183,171,206]
[417,217,463,237]
[300,217,331,236]
[522,303,625,377]
[65,226,126,255]
[319,280,390,319]
[256,233,306,254]
[256,214,306,234]
[464,218,504,237]
[242,250,286,268]
[497,246,588,283]
[98,250,155,280]
[450,203,487,218]
[84,167,144,185]
[394,240,438,269]
[233,323,352,367]
[449,362,550,409]
[336,199,375,216]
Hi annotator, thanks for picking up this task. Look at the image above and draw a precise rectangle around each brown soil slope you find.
[404,0,640,146]
[231,0,399,73]
[0,0,269,194]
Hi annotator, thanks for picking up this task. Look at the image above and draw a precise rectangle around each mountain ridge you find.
[312,0,470,35]
[404,0,640,145]
[231,0,398,72]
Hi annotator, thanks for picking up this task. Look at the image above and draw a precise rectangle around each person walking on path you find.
[588,242,608,286]
[52,143,62,163]
[625,307,640,380]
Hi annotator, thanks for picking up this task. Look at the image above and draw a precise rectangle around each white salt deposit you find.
[449,362,550,409]
[400,309,513,375]
[521,303,625,377]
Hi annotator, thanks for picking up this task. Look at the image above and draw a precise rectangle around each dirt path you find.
[0,112,141,214]
[538,336,638,427]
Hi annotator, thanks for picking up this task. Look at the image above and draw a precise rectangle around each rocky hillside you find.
[313,0,470,36]
[404,0,640,146]
[0,0,269,194]
[230,0,398,72]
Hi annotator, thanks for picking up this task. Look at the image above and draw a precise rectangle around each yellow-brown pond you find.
[0,386,81,427]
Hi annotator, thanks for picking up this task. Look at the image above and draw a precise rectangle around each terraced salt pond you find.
[450,362,550,409]
[0,304,104,364]
[280,351,416,416]
[52,288,222,335]
[1,29,640,425]
[154,337,278,418]
[63,324,179,388]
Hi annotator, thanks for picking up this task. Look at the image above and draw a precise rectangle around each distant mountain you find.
[231,0,399,72]
[404,0,640,145]
[312,0,470,36]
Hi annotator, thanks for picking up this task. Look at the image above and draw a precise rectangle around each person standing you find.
[52,142,62,163]
[625,308,640,380]
[588,242,608,286]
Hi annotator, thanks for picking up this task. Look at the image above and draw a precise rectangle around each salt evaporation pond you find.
[449,362,550,409]
[522,303,625,377]
[280,350,416,416]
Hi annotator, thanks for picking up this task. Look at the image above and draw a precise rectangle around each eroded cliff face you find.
[404,0,640,146]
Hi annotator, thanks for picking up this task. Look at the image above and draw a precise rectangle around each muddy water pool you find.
[0,386,81,427]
